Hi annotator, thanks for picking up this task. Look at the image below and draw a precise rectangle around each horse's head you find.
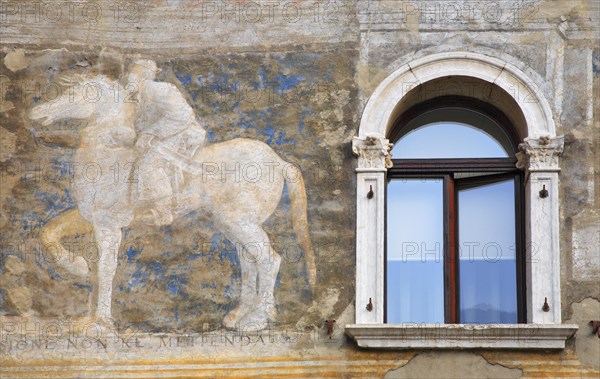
[28,74,119,126]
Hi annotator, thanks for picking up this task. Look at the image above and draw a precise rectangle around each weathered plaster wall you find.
[1,0,599,377]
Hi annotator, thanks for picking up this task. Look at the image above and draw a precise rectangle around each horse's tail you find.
[284,163,316,290]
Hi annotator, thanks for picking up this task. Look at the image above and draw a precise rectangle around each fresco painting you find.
[1,52,357,335]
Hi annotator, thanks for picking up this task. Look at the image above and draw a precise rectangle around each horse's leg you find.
[212,218,261,329]
[238,226,281,328]
[41,209,93,278]
[219,221,281,329]
[222,254,257,329]
[93,227,122,325]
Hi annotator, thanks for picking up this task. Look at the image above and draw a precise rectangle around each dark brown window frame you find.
[384,96,526,324]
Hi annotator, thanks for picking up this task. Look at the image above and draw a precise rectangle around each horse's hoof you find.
[60,256,90,279]
[238,305,276,330]
[223,305,253,330]
[223,311,244,330]
[94,316,116,332]
[222,317,237,330]
[71,316,114,334]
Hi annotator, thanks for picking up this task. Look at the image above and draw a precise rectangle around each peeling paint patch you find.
[384,352,522,379]
[3,49,30,72]
[572,209,600,281]
[565,298,600,371]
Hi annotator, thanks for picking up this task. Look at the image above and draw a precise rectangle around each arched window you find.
[385,97,524,324]
[345,52,576,350]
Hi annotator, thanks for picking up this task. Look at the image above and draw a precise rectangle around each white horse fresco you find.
[28,61,316,329]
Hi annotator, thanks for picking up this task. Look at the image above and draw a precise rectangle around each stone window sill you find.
[345,323,578,350]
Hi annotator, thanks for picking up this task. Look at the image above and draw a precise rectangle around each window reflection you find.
[387,104,522,324]
[392,122,510,159]
[458,179,518,323]
[387,179,444,323]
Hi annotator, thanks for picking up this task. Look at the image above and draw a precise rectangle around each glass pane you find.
[458,178,518,323]
[387,179,444,323]
[392,122,509,158]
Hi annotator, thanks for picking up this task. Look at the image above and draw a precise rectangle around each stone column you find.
[516,135,565,324]
[352,135,393,323]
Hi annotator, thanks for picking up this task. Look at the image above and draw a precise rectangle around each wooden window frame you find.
[384,96,525,324]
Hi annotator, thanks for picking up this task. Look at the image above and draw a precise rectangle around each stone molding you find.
[345,324,579,350]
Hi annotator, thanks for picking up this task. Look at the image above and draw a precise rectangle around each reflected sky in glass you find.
[391,122,509,158]
[387,179,444,323]
[458,179,517,323]
[387,118,518,323]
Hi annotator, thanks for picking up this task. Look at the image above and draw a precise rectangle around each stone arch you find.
[358,51,556,140]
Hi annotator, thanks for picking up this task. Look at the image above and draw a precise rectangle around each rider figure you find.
[127,60,206,225]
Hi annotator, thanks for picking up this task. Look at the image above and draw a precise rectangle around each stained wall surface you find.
[1,1,599,377]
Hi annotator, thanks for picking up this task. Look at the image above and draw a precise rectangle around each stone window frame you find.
[345,52,578,349]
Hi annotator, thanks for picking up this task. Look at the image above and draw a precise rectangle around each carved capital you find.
[516,135,564,172]
[353,136,393,171]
